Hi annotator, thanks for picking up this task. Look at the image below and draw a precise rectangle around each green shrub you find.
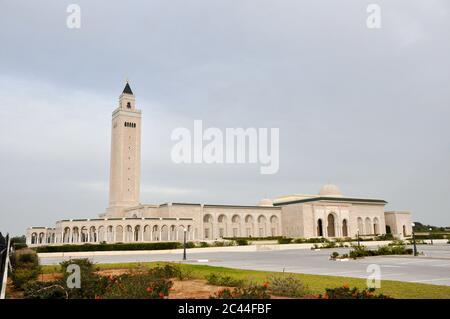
[10,250,41,289]
[102,274,172,299]
[277,237,293,244]
[234,239,249,246]
[375,233,394,241]
[11,268,40,289]
[210,283,270,299]
[206,273,244,287]
[184,241,196,248]
[320,286,392,299]
[35,242,182,253]
[330,252,339,259]
[267,275,309,298]
[199,242,210,248]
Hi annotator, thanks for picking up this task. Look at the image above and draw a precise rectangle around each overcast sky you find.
[1,0,449,235]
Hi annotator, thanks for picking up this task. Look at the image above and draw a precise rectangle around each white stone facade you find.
[26,83,412,246]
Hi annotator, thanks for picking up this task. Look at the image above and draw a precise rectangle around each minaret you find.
[106,82,141,217]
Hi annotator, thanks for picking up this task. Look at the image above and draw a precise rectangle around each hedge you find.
[35,242,183,253]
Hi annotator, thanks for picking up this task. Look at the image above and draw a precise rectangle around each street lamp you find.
[183,227,187,261]
[429,227,433,245]
[411,222,418,256]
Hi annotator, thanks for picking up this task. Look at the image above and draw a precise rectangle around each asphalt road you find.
[39,244,450,286]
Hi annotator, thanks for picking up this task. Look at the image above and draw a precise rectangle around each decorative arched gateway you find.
[342,219,348,237]
[327,214,336,237]
[143,225,151,241]
[203,214,213,240]
[317,219,323,237]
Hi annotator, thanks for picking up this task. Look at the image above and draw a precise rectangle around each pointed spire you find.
[122,81,133,95]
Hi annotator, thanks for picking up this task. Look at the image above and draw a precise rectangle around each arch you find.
[80,227,88,243]
[257,215,267,237]
[161,225,169,241]
[373,218,380,235]
[187,225,192,241]
[89,226,97,243]
[170,225,176,241]
[143,225,151,241]
[317,219,323,237]
[403,225,407,237]
[38,232,45,244]
[31,232,38,245]
[106,226,114,242]
[270,215,279,236]
[231,215,241,237]
[63,227,70,243]
[386,225,391,234]
[327,214,336,237]
[177,225,185,241]
[245,215,254,237]
[342,219,348,237]
[365,218,372,235]
[203,214,213,240]
[125,225,133,242]
[152,225,159,241]
[357,217,364,235]
[115,225,123,242]
[98,226,105,242]
[134,225,141,242]
[218,214,227,238]
[72,227,79,243]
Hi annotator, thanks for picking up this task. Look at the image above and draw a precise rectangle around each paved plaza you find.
[38,244,450,286]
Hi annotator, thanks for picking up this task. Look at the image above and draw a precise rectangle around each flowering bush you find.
[318,285,392,299]
[210,283,271,299]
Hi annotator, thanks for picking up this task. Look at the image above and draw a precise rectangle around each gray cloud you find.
[1,0,449,235]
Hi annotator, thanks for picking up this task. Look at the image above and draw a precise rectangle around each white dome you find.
[319,184,342,197]
[258,198,273,206]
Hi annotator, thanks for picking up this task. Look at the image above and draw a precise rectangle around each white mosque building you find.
[26,83,412,246]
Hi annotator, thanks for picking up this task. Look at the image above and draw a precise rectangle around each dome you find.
[319,184,342,197]
[258,198,273,206]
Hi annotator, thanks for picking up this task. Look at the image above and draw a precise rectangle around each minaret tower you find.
[106,82,141,217]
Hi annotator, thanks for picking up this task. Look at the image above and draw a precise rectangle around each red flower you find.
[95,295,102,299]
[159,291,165,298]
[343,283,349,289]
[146,287,153,293]
[262,282,269,288]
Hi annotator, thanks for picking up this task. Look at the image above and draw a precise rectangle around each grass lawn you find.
[41,261,450,299]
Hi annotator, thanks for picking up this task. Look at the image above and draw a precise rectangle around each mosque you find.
[26,83,412,246]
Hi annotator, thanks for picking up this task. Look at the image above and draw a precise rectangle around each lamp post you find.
[429,227,433,245]
[411,223,418,256]
[183,227,187,261]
